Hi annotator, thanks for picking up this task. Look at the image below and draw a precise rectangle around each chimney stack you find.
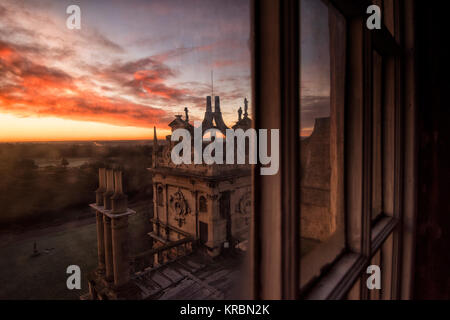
[214,96,221,113]
[88,168,138,298]
[103,169,114,210]
[206,96,212,113]
[111,171,128,214]
[95,168,106,206]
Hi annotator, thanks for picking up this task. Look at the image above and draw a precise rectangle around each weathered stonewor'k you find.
[151,96,253,257]
[85,168,139,300]
[84,96,253,300]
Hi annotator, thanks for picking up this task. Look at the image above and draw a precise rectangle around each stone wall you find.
[151,172,251,256]
[300,117,334,241]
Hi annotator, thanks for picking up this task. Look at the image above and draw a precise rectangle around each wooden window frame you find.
[250,0,417,300]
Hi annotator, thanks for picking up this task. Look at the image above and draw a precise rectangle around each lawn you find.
[0,222,97,300]
[0,203,152,300]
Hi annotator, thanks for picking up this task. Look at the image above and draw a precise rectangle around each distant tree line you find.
[0,142,154,230]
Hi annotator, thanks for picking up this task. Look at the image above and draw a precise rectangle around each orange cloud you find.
[0,40,170,129]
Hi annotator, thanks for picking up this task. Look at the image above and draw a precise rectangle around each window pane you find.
[299,0,346,287]
[372,51,384,220]
[384,0,395,37]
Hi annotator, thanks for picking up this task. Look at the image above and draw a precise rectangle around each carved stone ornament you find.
[237,192,252,225]
[170,190,191,227]
[207,194,219,201]
[164,149,171,163]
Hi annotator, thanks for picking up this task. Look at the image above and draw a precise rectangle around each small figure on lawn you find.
[31,241,40,257]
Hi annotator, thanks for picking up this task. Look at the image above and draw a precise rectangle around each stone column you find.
[111,216,130,287]
[153,220,159,237]
[153,183,158,220]
[152,183,161,242]
[95,168,106,273]
[164,184,169,239]
[96,211,105,273]
[206,194,222,257]
[111,171,131,288]
[153,252,159,267]
[207,194,219,245]
[103,215,114,282]
[193,190,199,240]
[96,168,106,206]
[103,169,114,210]
[103,169,115,282]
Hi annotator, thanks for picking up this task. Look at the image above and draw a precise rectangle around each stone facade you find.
[150,96,252,257]
[300,117,333,241]
[84,96,252,300]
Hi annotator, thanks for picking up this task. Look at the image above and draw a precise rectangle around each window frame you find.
[251,0,417,300]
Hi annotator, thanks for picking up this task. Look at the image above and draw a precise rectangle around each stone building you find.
[150,96,253,257]
[86,168,141,300]
[84,96,253,300]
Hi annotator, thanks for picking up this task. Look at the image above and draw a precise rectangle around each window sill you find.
[305,216,398,300]
[305,252,366,300]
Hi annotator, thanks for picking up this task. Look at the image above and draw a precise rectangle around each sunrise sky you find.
[0,0,329,142]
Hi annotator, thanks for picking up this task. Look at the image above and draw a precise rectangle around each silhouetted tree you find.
[61,158,69,168]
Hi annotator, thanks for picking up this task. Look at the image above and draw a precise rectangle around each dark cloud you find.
[89,29,125,54]
[0,0,252,134]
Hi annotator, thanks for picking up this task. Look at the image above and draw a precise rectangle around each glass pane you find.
[372,51,384,220]
[384,0,395,37]
[299,0,346,286]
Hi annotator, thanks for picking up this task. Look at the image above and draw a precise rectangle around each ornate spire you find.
[153,126,158,168]
[202,96,214,131]
[212,96,229,134]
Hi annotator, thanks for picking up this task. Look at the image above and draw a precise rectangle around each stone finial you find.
[103,169,114,210]
[95,168,107,206]
[238,107,243,121]
[111,171,128,214]
[244,97,249,119]
[184,107,189,122]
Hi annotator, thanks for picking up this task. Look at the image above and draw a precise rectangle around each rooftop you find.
[131,251,244,300]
